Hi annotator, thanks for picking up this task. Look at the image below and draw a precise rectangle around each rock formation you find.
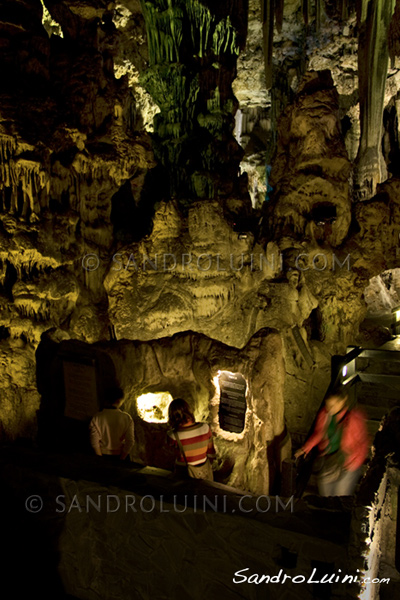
[0,0,399,494]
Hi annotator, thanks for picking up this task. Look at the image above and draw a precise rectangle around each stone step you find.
[356,356,400,376]
[356,374,400,387]
[356,382,400,406]
[359,404,389,421]
[357,400,400,412]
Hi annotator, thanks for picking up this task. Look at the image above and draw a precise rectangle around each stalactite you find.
[13,160,50,221]
[340,0,349,21]
[302,0,310,25]
[141,1,184,65]
[167,0,183,61]
[316,0,322,31]
[275,0,284,33]
[212,17,239,56]
[141,0,244,201]
[0,135,16,164]
[207,87,221,112]
[0,137,50,221]
[187,1,213,58]
[0,135,16,189]
[355,0,396,199]
[389,0,400,65]
[261,0,274,89]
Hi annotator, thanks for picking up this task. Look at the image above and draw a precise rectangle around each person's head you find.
[104,387,124,408]
[325,388,348,415]
[168,398,194,430]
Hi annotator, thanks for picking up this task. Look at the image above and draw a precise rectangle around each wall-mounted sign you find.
[63,357,98,420]
[218,371,247,433]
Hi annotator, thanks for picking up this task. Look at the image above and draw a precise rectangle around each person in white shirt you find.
[89,387,134,461]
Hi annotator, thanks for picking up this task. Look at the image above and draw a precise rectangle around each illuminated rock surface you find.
[0,0,399,500]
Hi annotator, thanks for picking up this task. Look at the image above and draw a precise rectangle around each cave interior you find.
[1,0,400,598]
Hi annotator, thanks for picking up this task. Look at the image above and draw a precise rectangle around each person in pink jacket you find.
[295,389,369,496]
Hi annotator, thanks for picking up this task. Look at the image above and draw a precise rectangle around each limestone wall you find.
[36,329,289,495]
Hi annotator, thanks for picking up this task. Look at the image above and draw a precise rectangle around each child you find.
[167,398,215,480]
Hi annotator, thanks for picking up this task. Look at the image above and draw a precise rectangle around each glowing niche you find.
[217,371,247,433]
[136,392,173,423]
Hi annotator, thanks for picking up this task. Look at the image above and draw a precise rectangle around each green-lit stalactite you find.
[187,1,213,58]
[141,1,184,65]
[140,0,246,203]
[213,17,240,57]
[355,0,396,199]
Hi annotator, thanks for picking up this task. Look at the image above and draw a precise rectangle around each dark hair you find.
[168,398,195,430]
[104,387,124,408]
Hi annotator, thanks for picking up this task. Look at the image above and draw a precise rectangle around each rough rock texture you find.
[112,0,160,132]
[0,338,39,440]
[268,70,352,248]
[0,0,399,494]
[0,0,155,347]
[283,336,332,436]
[104,199,311,347]
[37,329,289,495]
[363,269,400,315]
[0,5,398,599]
[234,1,400,208]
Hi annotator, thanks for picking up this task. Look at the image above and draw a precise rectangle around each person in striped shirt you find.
[167,398,216,481]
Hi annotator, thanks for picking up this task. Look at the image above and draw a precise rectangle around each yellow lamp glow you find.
[136,392,173,423]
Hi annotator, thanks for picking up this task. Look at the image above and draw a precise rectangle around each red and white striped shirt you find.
[168,423,216,466]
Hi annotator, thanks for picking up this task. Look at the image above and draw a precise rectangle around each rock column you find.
[354,0,396,199]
